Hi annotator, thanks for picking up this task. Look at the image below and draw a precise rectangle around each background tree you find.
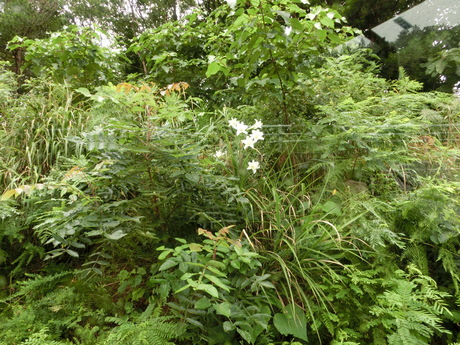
[309,0,425,33]
[381,24,460,92]
[0,0,65,72]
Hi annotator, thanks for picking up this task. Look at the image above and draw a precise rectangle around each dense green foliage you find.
[0,0,459,344]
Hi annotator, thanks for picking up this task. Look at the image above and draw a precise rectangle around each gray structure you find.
[372,0,460,43]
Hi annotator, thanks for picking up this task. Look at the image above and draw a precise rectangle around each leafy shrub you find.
[8,26,125,89]
[150,227,275,344]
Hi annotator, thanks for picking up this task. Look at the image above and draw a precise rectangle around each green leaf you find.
[232,13,250,27]
[214,302,232,317]
[105,230,127,240]
[86,230,103,237]
[70,242,86,249]
[174,283,192,294]
[205,265,226,277]
[65,249,79,258]
[51,233,66,244]
[204,274,231,292]
[75,87,92,97]
[290,18,305,32]
[320,200,342,216]
[276,10,291,23]
[435,59,448,74]
[320,16,335,28]
[206,61,222,78]
[195,297,211,310]
[159,258,178,271]
[273,304,307,341]
[196,283,219,298]
[236,328,253,343]
[158,249,173,260]
[185,317,204,328]
[223,321,235,332]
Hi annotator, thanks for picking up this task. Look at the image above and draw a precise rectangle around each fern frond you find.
[0,271,73,303]
[103,316,184,345]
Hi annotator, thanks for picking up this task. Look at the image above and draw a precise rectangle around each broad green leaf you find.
[276,10,291,23]
[195,297,211,310]
[51,233,66,244]
[236,328,253,343]
[320,16,334,28]
[102,220,121,228]
[180,272,195,281]
[65,249,79,258]
[92,267,102,275]
[273,304,307,341]
[258,280,275,289]
[159,283,170,299]
[158,249,173,260]
[204,274,231,292]
[196,283,219,298]
[75,87,92,97]
[232,13,250,28]
[214,302,232,317]
[86,230,103,237]
[185,317,204,328]
[159,258,178,271]
[174,283,192,294]
[70,242,86,249]
[320,200,342,216]
[223,321,235,332]
[205,265,226,277]
[252,313,271,329]
[289,18,305,32]
[207,260,226,269]
[105,230,127,240]
[206,61,222,78]
[435,59,448,74]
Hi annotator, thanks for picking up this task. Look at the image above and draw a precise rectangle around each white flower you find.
[234,122,248,136]
[214,150,226,158]
[229,118,249,135]
[229,118,240,129]
[250,129,264,142]
[242,136,256,149]
[247,160,260,174]
[226,0,237,9]
[251,119,263,129]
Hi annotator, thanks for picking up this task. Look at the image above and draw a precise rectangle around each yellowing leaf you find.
[217,225,235,237]
[189,243,203,252]
[49,305,63,312]
[227,239,242,248]
[1,189,17,201]
[197,228,215,240]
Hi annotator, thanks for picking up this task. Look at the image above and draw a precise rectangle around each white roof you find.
[372,0,460,43]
